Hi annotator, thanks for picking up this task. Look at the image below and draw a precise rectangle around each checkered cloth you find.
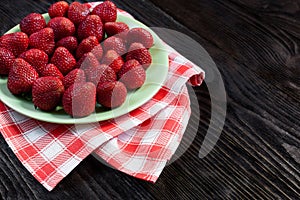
[0,2,205,191]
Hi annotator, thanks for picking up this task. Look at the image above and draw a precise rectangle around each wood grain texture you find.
[0,0,299,199]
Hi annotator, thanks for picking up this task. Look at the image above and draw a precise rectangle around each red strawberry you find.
[0,32,29,57]
[102,36,126,55]
[7,58,39,95]
[77,15,104,41]
[20,13,46,36]
[85,64,116,86]
[76,36,99,60]
[47,17,75,41]
[40,64,64,81]
[118,59,146,90]
[29,28,55,55]
[118,59,140,78]
[0,47,15,75]
[82,3,92,9]
[126,43,152,69]
[51,47,76,75]
[91,44,103,61]
[48,1,69,18]
[96,81,127,108]
[62,82,96,117]
[19,49,48,74]
[92,1,117,23]
[63,68,86,89]
[126,28,154,48]
[75,52,100,70]
[32,77,64,111]
[56,36,78,53]
[68,2,90,25]
[102,50,124,73]
[104,22,129,38]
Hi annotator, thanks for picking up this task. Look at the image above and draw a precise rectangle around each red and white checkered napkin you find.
[0,7,205,192]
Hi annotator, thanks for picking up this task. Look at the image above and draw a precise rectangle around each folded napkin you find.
[0,3,205,191]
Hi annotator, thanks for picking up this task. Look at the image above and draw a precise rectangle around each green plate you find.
[0,13,168,124]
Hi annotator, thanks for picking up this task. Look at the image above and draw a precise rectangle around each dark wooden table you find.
[1,0,299,199]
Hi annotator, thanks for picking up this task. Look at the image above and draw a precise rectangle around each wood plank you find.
[148,0,300,198]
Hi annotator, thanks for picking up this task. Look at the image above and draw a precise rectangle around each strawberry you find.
[85,64,116,86]
[96,81,127,108]
[77,15,104,42]
[102,50,124,73]
[68,2,90,25]
[51,47,76,75]
[20,13,46,36]
[82,3,92,9]
[7,58,39,95]
[118,59,146,90]
[104,22,129,38]
[62,82,96,117]
[91,44,103,61]
[117,59,140,78]
[29,28,55,55]
[76,36,99,60]
[63,68,86,89]
[47,17,75,41]
[126,43,152,69]
[56,36,78,53]
[126,28,154,48]
[91,1,117,23]
[102,36,126,55]
[40,64,64,81]
[19,49,48,74]
[48,1,69,18]
[0,32,29,57]
[75,53,115,87]
[0,47,15,75]
[32,77,64,111]
[75,52,100,70]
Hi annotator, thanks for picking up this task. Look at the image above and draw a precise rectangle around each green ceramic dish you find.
[0,13,168,124]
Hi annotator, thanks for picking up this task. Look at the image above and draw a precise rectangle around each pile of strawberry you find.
[0,1,154,118]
